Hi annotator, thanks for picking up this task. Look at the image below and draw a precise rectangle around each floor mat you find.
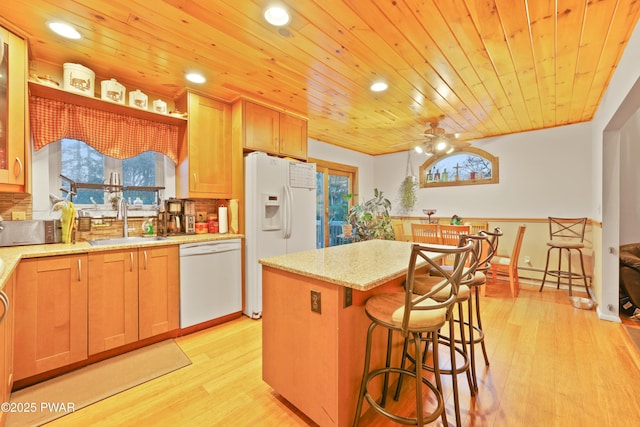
[7,339,191,426]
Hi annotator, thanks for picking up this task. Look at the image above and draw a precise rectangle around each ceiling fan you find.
[412,120,468,156]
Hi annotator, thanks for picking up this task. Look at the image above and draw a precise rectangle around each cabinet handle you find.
[78,258,82,281]
[143,250,147,270]
[0,291,8,324]
[192,173,197,187]
[14,157,23,178]
[130,251,134,272]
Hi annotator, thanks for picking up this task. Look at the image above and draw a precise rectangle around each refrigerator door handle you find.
[283,184,293,239]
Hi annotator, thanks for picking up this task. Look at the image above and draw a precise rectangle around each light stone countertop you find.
[0,233,243,291]
[259,239,439,291]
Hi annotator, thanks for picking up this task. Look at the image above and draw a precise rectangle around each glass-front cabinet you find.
[0,25,27,190]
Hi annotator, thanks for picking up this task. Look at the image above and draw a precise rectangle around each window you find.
[418,147,499,188]
[53,138,169,209]
[311,158,357,248]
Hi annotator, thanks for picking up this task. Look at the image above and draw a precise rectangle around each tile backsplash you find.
[0,193,33,220]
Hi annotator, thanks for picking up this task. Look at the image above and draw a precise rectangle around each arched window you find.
[418,147,499,188]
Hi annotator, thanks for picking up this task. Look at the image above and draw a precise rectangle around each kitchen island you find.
[259,239,423,426]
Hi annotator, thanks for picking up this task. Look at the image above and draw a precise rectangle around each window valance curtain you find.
[29,96,179,164]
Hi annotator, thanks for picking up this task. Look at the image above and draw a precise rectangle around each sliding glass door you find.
[313,159,357,248]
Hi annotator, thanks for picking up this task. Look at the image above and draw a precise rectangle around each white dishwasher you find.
[179,239,242,328]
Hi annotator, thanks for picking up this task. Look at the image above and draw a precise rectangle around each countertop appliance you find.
[0,220,61,246]
[179,239,242,328]
[244,152,316,318]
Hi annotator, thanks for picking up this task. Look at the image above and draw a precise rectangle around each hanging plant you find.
[398,151,417,214]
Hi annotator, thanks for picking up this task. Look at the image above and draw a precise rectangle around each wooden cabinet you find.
[0,25,28,191]
[234,99,308,160]
[139,245,180,339]
[175,91,232,198]
[0,272,15,426]
[88,245,179,353]
[14,245,179,380]
[88,249,139,355]
[14,255,88,381]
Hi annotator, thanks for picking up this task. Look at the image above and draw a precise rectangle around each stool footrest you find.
[363,367,444,425]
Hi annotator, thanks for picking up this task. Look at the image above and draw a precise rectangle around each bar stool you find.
[464,228,501,391]
[539,217,589,296]
[401,236,480,426]
[353,240,473,427]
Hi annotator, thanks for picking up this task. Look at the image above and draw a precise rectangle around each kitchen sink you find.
[87,236,170,247]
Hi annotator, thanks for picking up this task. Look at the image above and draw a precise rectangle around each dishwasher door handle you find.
[182,248,239,256]
[180,242,241,256]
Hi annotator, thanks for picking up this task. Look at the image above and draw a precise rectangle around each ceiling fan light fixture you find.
[47,21,81,39]
[414,146,423,154]
[435,140,448,151]
[264,5,290,26]
[446,146,455,154]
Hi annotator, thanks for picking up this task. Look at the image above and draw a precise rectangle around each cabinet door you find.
[244,101,280,153]
[279,113,308,159]
[0,26,27,189]
[139,246,179,339]
[185,93,232,197]
[0,272,14,425]
[88,249,139,355]
[14,255,88,380]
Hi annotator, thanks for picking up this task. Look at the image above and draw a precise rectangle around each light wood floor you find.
[46,280,640,427]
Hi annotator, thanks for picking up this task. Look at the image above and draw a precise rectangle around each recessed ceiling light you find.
[186,72,206,84]
[47,21,81,40]
[264,6,290,26]
[370,81,388,92]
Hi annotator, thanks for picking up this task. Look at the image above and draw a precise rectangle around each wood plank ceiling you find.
[2,0,639,156]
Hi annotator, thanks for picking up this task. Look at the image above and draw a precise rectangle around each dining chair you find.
[411,223,440,244]
[440,225,471,266]
[392,220,408,241]
[468,221,488,235]
[539,217,589,296]
[487,225,526,297]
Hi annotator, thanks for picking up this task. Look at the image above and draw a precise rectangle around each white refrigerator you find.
[244,152,317,318]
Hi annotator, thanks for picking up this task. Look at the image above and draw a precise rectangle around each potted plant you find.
[398,175,417,214]
[397,151,418,214]
[340,193,357,237]
[347,188,394,241]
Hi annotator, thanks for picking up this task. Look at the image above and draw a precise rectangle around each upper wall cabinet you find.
[0,26,28,192]
[175,91,232,199]
[233,99,308,160]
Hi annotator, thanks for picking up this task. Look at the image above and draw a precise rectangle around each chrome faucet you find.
[117,197,129,238]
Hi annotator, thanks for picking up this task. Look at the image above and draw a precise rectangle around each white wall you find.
[620,108,640,245]
[591,18,640,321]
[373,122,593,218]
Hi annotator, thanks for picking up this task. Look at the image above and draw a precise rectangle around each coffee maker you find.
[159,198,196,235]
[182,199,196,234]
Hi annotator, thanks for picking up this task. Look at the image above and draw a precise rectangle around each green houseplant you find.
[398,175,417,214]
[347,188,394,241]
[398,151,417,214]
